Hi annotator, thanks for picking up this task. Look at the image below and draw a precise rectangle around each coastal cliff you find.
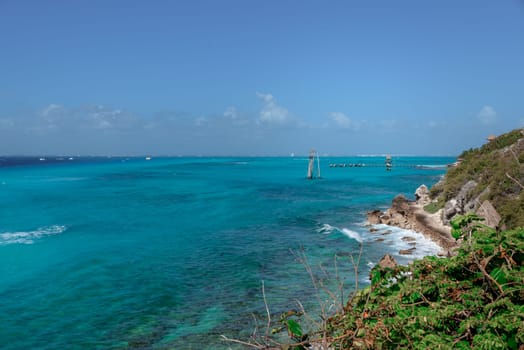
[323,128,524,349]
[431,128,524,230]
[368,128,524,252]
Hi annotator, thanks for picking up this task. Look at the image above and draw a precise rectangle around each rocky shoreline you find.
[366,185,458,257]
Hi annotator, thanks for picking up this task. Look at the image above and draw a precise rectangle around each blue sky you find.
[1,0,523,156]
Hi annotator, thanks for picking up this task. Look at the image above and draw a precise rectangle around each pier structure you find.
[328,163,446,170]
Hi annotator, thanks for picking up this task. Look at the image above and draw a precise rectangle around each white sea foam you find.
[0,225,67,245]
[369,224,441,259]
[317,223,336,234]
[320,222,440,259]
[318,223,363,243]
[341,228,363,243]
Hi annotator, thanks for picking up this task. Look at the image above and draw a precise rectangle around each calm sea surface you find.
[0,156,453,349]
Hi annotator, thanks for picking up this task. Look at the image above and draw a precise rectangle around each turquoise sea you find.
[0,156,453,349]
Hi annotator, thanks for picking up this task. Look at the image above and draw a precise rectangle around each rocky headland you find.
[366,184,457,255]
[366,128,524,257]
[323,129,524,349]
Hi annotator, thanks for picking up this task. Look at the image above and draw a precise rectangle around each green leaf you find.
[489,268,507,285]
[371,269,381,285]
[286,319,302,337]
[451,228,462,239]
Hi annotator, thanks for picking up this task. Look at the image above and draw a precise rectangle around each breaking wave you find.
[0,225,67,245]
[317,223,363,243]
[341,228,363,243]
[317,223,337,234]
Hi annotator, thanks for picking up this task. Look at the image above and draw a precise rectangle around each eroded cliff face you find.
[431,128,524,230]
[441,181,501,229]
[366,128,524,256]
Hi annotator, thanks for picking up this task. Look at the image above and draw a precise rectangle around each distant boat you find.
[145,156,151,161]
[39,157,45,161]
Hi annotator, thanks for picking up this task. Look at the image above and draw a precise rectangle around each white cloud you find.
[31,104,142,134]
[194,116,207,126]
[329,112,359,130]
[224,106,238,119]
[40,104,64,117]
[256,92,292,124]
[477,105,497,125]
[222,106,250,126]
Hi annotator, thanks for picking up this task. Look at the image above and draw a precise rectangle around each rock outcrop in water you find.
[377,254,397,269]
[367,188,456,251]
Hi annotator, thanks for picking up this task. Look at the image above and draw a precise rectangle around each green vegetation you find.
[422,201,441,214]
[228,216,523,349]
[429,128,524,228]
[325,214,524,349]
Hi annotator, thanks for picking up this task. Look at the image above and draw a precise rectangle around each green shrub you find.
[429,128,524,228]
[325,215,524,349]
[423,201,443,214]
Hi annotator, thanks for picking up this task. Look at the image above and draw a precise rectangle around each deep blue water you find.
[0,156,453,349]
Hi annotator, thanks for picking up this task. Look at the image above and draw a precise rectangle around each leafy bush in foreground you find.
[326,214,524,349]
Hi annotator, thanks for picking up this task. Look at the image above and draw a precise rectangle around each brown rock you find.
[476,200,501,229]
[369,227,378,233]
[375,238,385,242]
[414,184,430,205]
[378,254,397,269]
[401,236,416,242]
[399,247,416,255]
[391,195,410,215]
[367,210,383,225]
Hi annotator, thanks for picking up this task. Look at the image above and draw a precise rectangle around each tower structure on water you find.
[385,154,392,171]
[307,149,321,179]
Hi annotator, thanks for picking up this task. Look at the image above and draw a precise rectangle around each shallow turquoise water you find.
[0,156,452,349]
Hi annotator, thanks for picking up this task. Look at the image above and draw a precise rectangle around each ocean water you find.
[0,156,452,349]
